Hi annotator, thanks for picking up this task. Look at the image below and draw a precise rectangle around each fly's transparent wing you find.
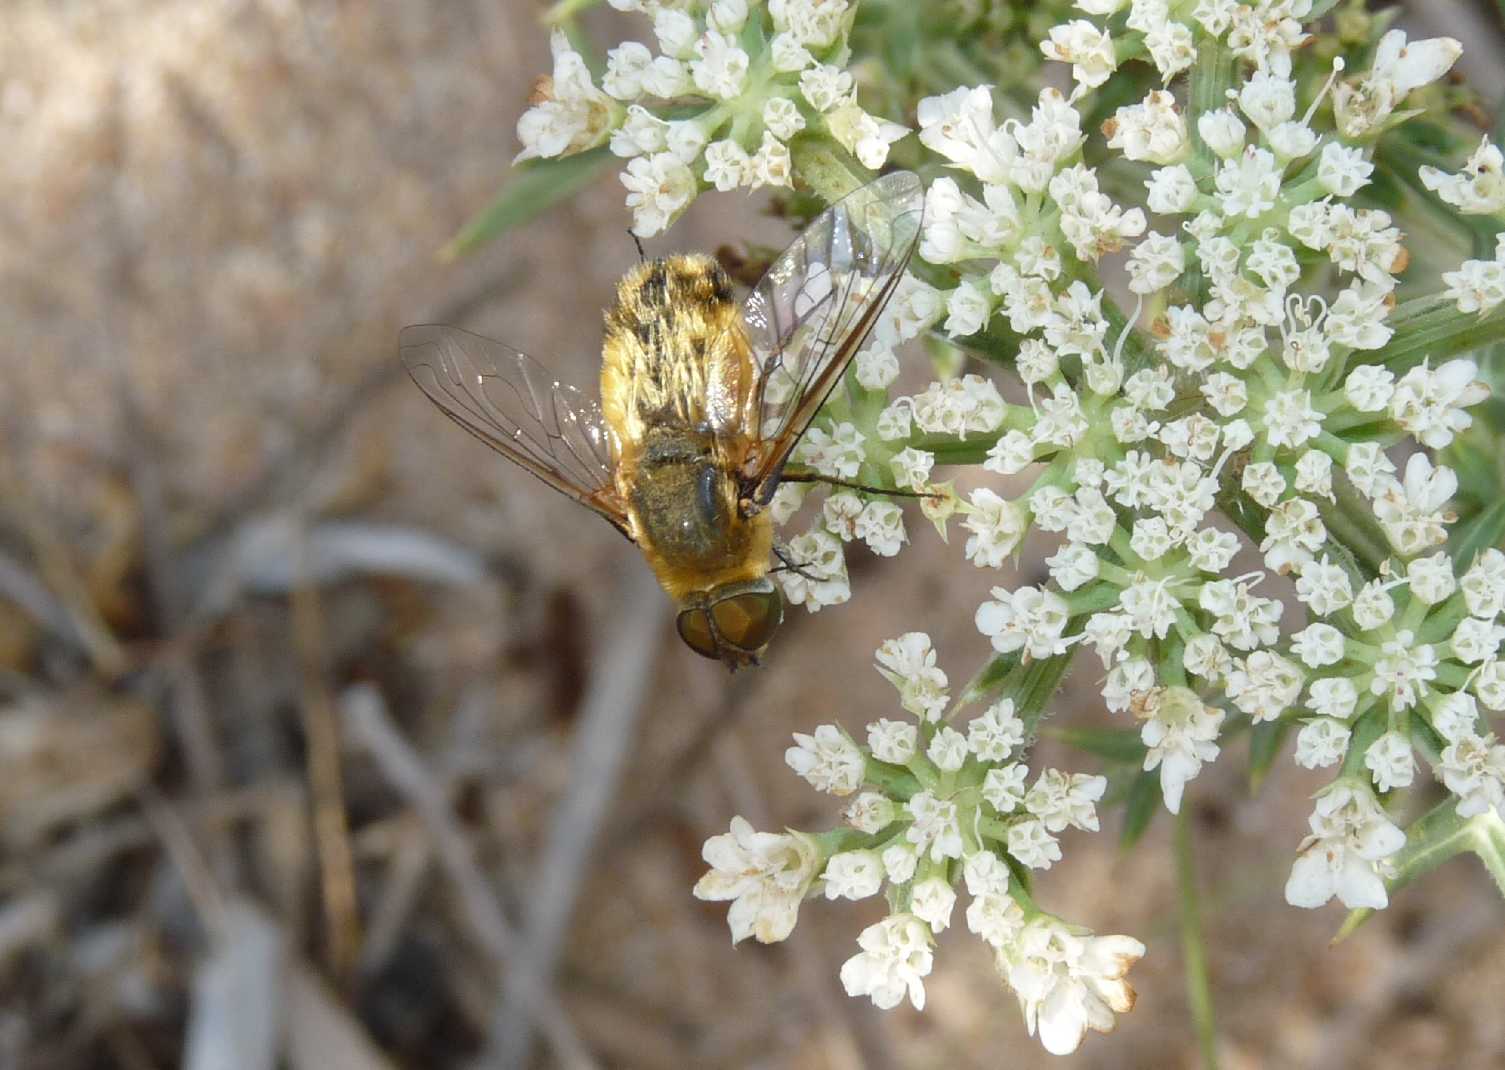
[400,325,630,537]
[740,171,924,497]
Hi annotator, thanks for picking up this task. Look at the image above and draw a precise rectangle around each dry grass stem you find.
[339,682,600,1070]
[291,555,361,984]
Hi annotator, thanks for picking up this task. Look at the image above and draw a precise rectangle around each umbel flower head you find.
[505,0,1505,1056]
[511,0,916,235]
[695,635,1142,1054]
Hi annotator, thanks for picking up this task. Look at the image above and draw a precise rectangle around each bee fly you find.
[402,171,924,668]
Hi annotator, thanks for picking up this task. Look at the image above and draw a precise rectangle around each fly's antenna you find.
[628,229,647,262]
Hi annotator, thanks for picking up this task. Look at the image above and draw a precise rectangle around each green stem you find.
[864,757,922,800]
[788,135,871,202]
[1321,478,1392,576]
[908,430,1007,466]
[1176,805,1220,1070]
[977,814,1013,842]
[1471,810,1505,899]
[543,0,605,24]
[810,826,878,857]
[1373,293,1505,374]
[1336,804,1505,942]
[1189,37,1235,169]
[1004,649,1078,733]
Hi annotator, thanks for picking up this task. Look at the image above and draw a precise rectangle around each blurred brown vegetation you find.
[1,2,1504,1068]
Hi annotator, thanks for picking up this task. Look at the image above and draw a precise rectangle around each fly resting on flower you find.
[401,171,924,669]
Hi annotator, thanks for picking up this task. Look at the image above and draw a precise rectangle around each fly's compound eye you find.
[675,607,721,660]
[710,590,783,653]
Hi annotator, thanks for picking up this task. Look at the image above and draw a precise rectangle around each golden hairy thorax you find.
[600,255,773,603]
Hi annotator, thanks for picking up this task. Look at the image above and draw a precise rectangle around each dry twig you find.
[290,558,361,984]
[339,683,600,1070]
[0,457,126,678]
[0,548,93,660]
[485,566,665,1070]
[112,373,234,887]
[182,904,283,1070]
[283,962,400,1070]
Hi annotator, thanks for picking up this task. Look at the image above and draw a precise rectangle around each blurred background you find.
[3,1,1505,1068]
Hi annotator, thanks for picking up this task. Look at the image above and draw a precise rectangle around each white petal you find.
[1355,818,1406,860]
[1336,854,1389,910]
[1158,750,1198,814]
[1091,976,1137,1016]
[752,895,800,942]
[726,895,758,943]
[692,870,749,902]
[1389,35,1462,94]
[1079,985,1118,1033]
[1284,844,1338,908]
[1081,935,1147,981]
[700,832,744,871]
[838,954,869,997]
[1037,982,1089,1055]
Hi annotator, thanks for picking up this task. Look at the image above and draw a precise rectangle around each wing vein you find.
[737,172,924,498]
[399,325,630,538]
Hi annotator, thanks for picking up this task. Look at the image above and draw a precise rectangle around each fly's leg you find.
[778,467,943,500]
[770,543,820,581]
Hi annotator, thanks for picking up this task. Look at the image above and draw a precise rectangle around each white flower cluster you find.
[671,0,1505,1051]
[693,816,821,943]
[1284,779,1405,911]
[767,274,984,613]
[1432,136,1505,316]
[695,632,1144,1054]
[514,0,909,235]
[515,30,620,165]
[1281,545,1505,853]
[849,3,1501,915]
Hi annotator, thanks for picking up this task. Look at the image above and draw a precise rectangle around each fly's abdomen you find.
[625,427,772,602]
[630,432,731,568]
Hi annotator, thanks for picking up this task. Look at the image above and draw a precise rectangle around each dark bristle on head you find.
[708,263,733,304]
[640,260,668,306]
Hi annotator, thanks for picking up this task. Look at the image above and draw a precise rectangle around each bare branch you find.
[339,683,600,1070]
[485,566,665,1070]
